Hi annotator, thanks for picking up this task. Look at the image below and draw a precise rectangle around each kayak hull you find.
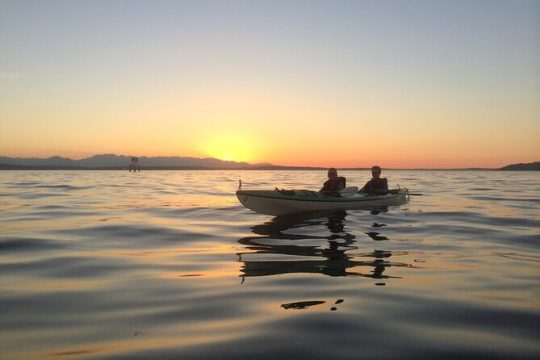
[236,189,408,216]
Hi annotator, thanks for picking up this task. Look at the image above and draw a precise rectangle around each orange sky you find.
[1,1,539,168]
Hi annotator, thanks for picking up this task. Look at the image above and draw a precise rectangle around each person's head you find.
[327,168,338,180]
[371,165,382,179]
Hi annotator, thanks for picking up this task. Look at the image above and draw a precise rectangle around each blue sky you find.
[1,0,539,167]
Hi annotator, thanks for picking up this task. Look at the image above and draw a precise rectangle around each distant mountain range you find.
[0,155,538,170]
[0,154,278,170]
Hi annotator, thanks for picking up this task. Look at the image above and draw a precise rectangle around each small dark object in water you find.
[281,300,326,310]
[366,232,388,241]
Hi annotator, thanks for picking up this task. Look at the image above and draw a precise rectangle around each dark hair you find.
[371,165,382,173]
[328,167,337,174]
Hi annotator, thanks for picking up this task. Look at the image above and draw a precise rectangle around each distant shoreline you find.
[0,165,524,171]
[1,158,538,171]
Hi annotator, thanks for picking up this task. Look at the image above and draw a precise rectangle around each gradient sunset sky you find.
[1,0,539,168]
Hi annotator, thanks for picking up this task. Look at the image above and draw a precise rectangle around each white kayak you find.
[236,187,409,216]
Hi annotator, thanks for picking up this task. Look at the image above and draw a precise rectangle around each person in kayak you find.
[320,168,346,196]
[360,166,388,195]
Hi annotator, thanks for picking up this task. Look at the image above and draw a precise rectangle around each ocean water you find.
[1,170,539,359]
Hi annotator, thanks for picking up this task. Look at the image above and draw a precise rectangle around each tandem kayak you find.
[236,188,409,216]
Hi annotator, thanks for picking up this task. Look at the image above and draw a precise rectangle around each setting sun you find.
[201,132,259,163]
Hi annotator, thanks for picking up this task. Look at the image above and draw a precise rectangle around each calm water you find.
[1,170,539,359]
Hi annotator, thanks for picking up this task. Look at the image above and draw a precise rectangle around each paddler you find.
[320,168,346,196]
[359,165,388,195]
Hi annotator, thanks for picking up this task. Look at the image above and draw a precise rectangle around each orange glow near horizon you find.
[0,133,538,169]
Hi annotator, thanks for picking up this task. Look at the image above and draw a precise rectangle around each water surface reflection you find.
[237,211,413,282]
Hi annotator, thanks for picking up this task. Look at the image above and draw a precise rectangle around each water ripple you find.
[1,170,539,359]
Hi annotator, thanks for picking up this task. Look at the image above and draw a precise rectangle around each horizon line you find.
[0,153,538,171]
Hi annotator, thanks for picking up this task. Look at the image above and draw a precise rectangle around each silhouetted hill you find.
[0,154,262,170]
[499,161,540,171]
[5,154,536,170]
